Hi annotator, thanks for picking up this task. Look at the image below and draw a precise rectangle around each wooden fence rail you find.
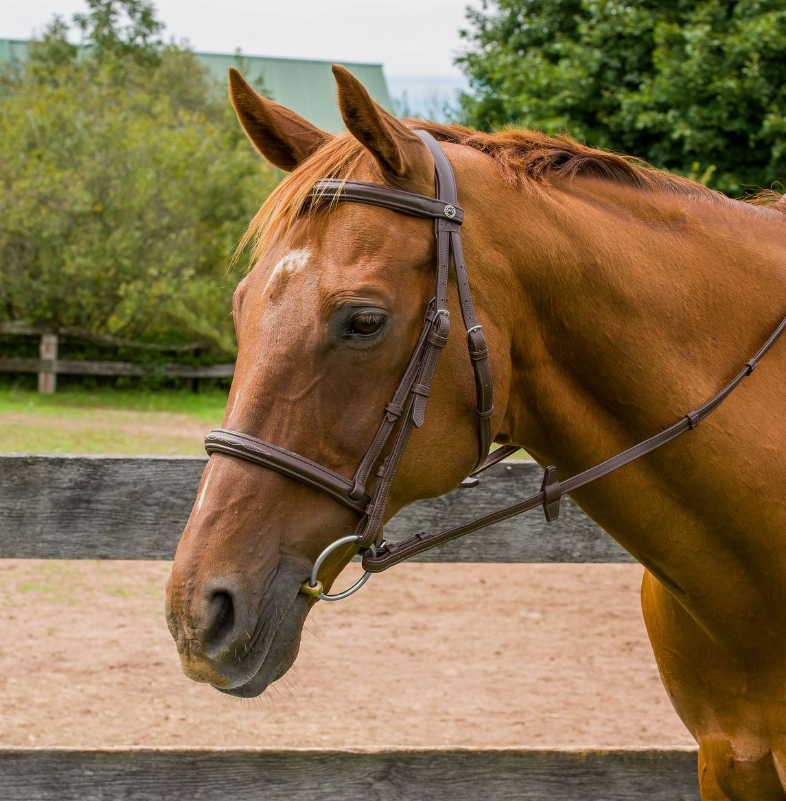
[0,357,234,380]
[0,456,629,562]
[0,329,233,393]
[0,454,698,799]
[0,322,208,352]
[0,747,700,801]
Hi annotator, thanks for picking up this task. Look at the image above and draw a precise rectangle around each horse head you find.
[165,67,508,697]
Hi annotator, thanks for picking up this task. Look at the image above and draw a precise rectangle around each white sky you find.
[0,0,480,78]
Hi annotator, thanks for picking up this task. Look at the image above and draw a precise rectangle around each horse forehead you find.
[257,210,379,294]
[249,202,434,310]
[263,246,313,296]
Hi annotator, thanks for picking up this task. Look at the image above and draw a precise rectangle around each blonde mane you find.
[238,121,785,267]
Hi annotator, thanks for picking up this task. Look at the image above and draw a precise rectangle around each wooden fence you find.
[0,355,234,383]
[0,329,233,393]
[0,456,700,799]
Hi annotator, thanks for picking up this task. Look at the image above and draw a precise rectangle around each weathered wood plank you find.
[0,747,699,801]
[0,359,234,379]
[0,455,632,562]
[0,455,204,561]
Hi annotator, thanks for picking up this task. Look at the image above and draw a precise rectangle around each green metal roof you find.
[195,51,392,133]
[0,39,393,134]
[0,39,30,63]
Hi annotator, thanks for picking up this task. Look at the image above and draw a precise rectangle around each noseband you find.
[205,130,786,602]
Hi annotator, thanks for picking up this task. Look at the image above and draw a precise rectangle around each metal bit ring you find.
[300,534,377,602]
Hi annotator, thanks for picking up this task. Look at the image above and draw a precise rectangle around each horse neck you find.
[465,172,786,641]
[479,175,786,474]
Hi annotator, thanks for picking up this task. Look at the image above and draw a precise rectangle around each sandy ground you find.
[0,559,694,748]
[0,409,211,455]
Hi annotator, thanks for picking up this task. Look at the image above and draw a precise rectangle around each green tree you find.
[0,0,279,354]
[457,0,786,195]
[73,0,164,66]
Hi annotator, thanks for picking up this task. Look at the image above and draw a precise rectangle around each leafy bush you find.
[457,0,786,195]
[0,0,280,355]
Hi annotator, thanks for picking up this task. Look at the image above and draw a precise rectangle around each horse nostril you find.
[205,590,237,652]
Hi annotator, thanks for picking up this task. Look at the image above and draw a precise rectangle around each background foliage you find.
[457,0,786,195]
[4,0,783,366]
[0,0,279,356]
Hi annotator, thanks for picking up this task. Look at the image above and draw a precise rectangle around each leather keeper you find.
[412,340,445,429]
[428,331,449,348]
[467,327,488,353]
[541,465,562,522]
[385,401,404,419]
[348,479,366,502]
[428,315,450,347]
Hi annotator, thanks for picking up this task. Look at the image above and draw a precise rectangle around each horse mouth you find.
[212,590,312,698]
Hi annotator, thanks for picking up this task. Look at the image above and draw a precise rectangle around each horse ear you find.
[332,65,433,193]
[228,68,332,171]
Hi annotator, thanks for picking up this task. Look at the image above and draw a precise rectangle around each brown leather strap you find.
[416,132,494,471]
[471,445,520,476]
[347,303,438,500]
[362,311,786,572]
[205,429,369,513]
[353,308,452,548]
[309,179,464,224]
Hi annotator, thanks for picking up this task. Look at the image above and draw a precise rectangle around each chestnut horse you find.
[166,66,786,799]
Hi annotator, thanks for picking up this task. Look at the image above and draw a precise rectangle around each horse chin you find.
[215,592,311,699]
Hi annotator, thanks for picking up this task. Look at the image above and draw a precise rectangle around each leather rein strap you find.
[205,128,786,582]
[365,309,786,572]
[205,130,494,551]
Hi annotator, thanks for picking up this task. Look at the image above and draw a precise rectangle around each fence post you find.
[191,347,201,394]
[38,334,58,394]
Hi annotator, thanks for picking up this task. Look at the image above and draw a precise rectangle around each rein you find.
[205,131,786,600]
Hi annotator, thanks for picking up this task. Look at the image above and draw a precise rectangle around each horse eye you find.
[348,311,386,337]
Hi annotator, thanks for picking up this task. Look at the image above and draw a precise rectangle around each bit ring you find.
[300,534,377,602]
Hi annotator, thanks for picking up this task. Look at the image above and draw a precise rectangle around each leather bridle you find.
[205,130,786,601]
[206,131,493,598]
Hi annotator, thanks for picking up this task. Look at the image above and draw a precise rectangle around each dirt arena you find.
[0,559,694,749]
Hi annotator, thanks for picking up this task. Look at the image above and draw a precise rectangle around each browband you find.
[308,179,464,223]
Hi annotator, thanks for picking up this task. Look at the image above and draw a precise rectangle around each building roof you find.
[0,39,393,134]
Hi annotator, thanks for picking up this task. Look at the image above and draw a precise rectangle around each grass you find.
[0,386,229,423]
[0,386,228,456]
